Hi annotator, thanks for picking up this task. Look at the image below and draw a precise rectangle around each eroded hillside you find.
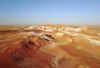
[0,25,100,68]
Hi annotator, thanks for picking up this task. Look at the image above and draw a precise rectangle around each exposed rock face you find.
[0,25,100,68]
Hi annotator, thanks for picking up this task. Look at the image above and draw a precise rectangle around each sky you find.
[0,0,100,25]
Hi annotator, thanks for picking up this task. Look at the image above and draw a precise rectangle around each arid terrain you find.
[0,24,100,68]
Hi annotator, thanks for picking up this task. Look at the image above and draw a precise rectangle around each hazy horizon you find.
[0,0,100,25]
